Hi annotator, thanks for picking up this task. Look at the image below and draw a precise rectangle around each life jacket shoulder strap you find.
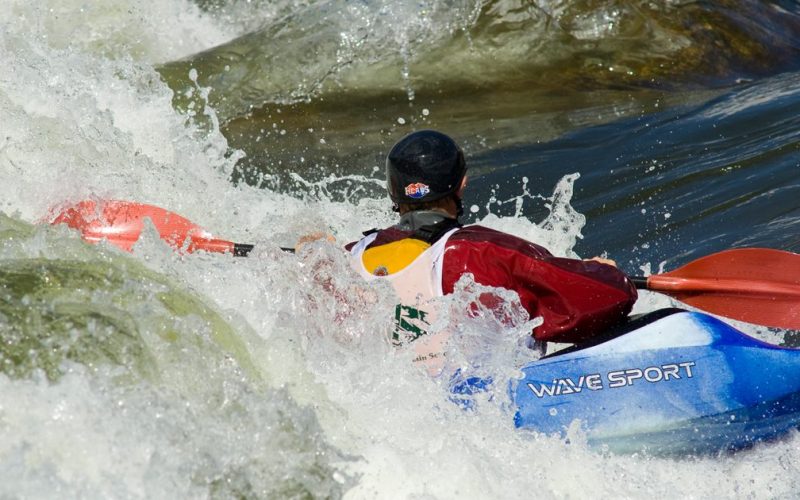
[410,218,462,245]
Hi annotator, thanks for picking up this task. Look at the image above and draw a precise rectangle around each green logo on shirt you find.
[392,304,430,345]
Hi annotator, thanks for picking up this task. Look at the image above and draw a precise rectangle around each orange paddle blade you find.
[50,199,236,254]
[647,248,800,329]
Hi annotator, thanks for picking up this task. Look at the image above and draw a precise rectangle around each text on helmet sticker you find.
[405,182,431,199]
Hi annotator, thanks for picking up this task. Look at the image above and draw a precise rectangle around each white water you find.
[3,1,800,498]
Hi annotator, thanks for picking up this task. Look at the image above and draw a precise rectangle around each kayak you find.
[49,200,800,455]
[511,309,800,455]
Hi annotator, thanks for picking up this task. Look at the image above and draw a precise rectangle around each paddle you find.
[629,248,800,330]
[50,200,799,329]
[49,199,264,256]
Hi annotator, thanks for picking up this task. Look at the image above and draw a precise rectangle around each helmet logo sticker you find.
[404,182,430,199]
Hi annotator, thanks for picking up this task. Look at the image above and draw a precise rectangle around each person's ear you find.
[457,176,468,196]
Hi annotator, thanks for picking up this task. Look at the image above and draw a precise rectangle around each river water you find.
[2,1,800,498]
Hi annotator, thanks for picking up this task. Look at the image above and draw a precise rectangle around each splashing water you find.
[3,0,800,498]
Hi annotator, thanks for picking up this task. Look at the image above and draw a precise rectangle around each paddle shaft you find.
[231,243,294,256]
[233,243,254,256]
[631,275,800,298]
[629,277,648,289]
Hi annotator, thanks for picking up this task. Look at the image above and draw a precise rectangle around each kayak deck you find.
[511,310,800,455]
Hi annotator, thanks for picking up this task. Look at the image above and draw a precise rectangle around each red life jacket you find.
[348,223,637,344]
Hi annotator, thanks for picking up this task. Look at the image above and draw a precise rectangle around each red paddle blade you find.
[50,200,235,254]
[647,248,800,329]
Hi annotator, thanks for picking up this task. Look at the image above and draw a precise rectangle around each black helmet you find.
[386,130,466,205]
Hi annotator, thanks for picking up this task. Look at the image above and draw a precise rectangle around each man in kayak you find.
[343,130,637,373]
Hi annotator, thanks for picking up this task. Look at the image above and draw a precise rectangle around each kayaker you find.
[342,130,637,373]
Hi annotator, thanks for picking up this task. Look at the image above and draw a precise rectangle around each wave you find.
[160,0,800,122]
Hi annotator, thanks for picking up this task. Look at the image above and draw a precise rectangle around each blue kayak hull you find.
[511,311,800,455]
